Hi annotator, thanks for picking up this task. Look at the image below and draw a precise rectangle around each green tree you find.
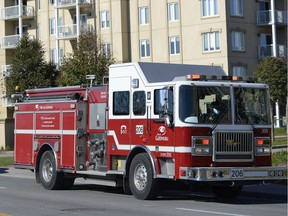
[255,57,287,105]
[5,35,58,96]
[57,31,115,86]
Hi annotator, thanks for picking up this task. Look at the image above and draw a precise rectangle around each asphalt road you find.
[0,167,287,216]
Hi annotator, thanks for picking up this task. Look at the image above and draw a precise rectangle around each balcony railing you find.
[257,10,287,26]
[2,65,12,77]
[55,0,92,8]
[258,44,286,59]
[1,96,14,107]
[0,5,34,20]
[0,35,21,49]
[0,35,35,49]
[57,24,93,40]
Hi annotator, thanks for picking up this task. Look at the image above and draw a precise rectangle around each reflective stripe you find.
[15,129,192,153]
[107,130,131,150]
[107,130,192,153]
[14,129,77,135]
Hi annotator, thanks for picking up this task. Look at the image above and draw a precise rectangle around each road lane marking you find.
[0,187,6,189]
[176,208,250,216]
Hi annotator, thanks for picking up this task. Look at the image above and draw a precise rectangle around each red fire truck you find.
[14,62,286,200]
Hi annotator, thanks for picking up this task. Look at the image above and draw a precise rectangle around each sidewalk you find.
[0,151,13,158]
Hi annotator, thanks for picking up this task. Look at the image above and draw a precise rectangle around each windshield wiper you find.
[211,106,229,131]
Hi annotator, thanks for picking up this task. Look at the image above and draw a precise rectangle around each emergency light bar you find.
[186,74,258,82]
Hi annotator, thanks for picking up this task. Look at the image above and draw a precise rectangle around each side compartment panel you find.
[61,112,76,168]
[61,135,76,168]
[14,113,34,165]
[15,134,33,164]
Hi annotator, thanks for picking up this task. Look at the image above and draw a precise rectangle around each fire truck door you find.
[148,87,175,154]
[109,76,132,153]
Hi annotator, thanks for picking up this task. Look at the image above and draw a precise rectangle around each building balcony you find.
[257,10,287,26]
[55,0,92,9]
[57,24,93,40]
[0,35,35,49]
[1,96,14,107]
[258,44,286,59]
[0,5,34,20]
[0,35,21,49]
[2,65,12,77]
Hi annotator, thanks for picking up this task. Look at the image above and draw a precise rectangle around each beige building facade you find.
[0,0,287,149]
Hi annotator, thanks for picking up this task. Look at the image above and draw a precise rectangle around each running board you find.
[75,170,124,176]
[75,178,117,187]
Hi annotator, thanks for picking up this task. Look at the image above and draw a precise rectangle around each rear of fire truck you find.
[169,74,287,198]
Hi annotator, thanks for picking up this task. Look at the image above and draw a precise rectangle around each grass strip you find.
[0,157,13,167]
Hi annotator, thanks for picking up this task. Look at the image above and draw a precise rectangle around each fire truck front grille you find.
[213,131,254,162]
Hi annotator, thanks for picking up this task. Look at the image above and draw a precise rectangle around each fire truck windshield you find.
[234,87,271,125]
[179,85,270,125]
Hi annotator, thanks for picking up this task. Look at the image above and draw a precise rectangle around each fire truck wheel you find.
[39,150,63,190]
[129,153,158,200]
[212,185,243,199]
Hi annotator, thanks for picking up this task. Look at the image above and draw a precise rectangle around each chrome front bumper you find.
[179,166,287,181]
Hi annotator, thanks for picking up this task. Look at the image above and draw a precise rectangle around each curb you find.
[272,145,288,149]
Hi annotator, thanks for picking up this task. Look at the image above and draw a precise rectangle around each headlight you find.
[255,137,271,156]
[192,136,212,156]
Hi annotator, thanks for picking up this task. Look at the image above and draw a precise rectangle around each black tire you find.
[212,185,243,199]
[123,176,132,195]
[39,151,63,190]
[129,153,158,200]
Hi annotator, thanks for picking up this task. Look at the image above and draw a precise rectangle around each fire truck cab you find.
[14,62,287,200]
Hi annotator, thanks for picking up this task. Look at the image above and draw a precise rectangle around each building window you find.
[100,11,110,29]
[16,25,28,35]
[168,2,179,21]
[59,49,64,65]
[50,49,56,63]
[169,36,180,55]
[231,31,245,51]
[202,0,218,17]
[113,91,130,115]
[50,18,55,35]
[230,0,243,16]
[202,32,220,52]
[133,91,146,115]
[49,0,55,5]
[50,48,64,64]
[233,66,246,76]
[139,7,149,25]
[101,43,111,56]
[73,14,88,25]
[140,40,150,58]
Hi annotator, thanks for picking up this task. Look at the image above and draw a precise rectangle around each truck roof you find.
[136,62,226,83]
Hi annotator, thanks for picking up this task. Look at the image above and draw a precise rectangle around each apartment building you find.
[0,0,287,149]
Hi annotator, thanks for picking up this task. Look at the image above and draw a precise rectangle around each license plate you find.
[231,169,244,179]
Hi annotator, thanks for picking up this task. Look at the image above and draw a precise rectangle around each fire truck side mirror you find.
[159,111,173,128]
[165,115,173,128]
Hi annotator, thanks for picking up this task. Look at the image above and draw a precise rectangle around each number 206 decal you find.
[136,125,144,135]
